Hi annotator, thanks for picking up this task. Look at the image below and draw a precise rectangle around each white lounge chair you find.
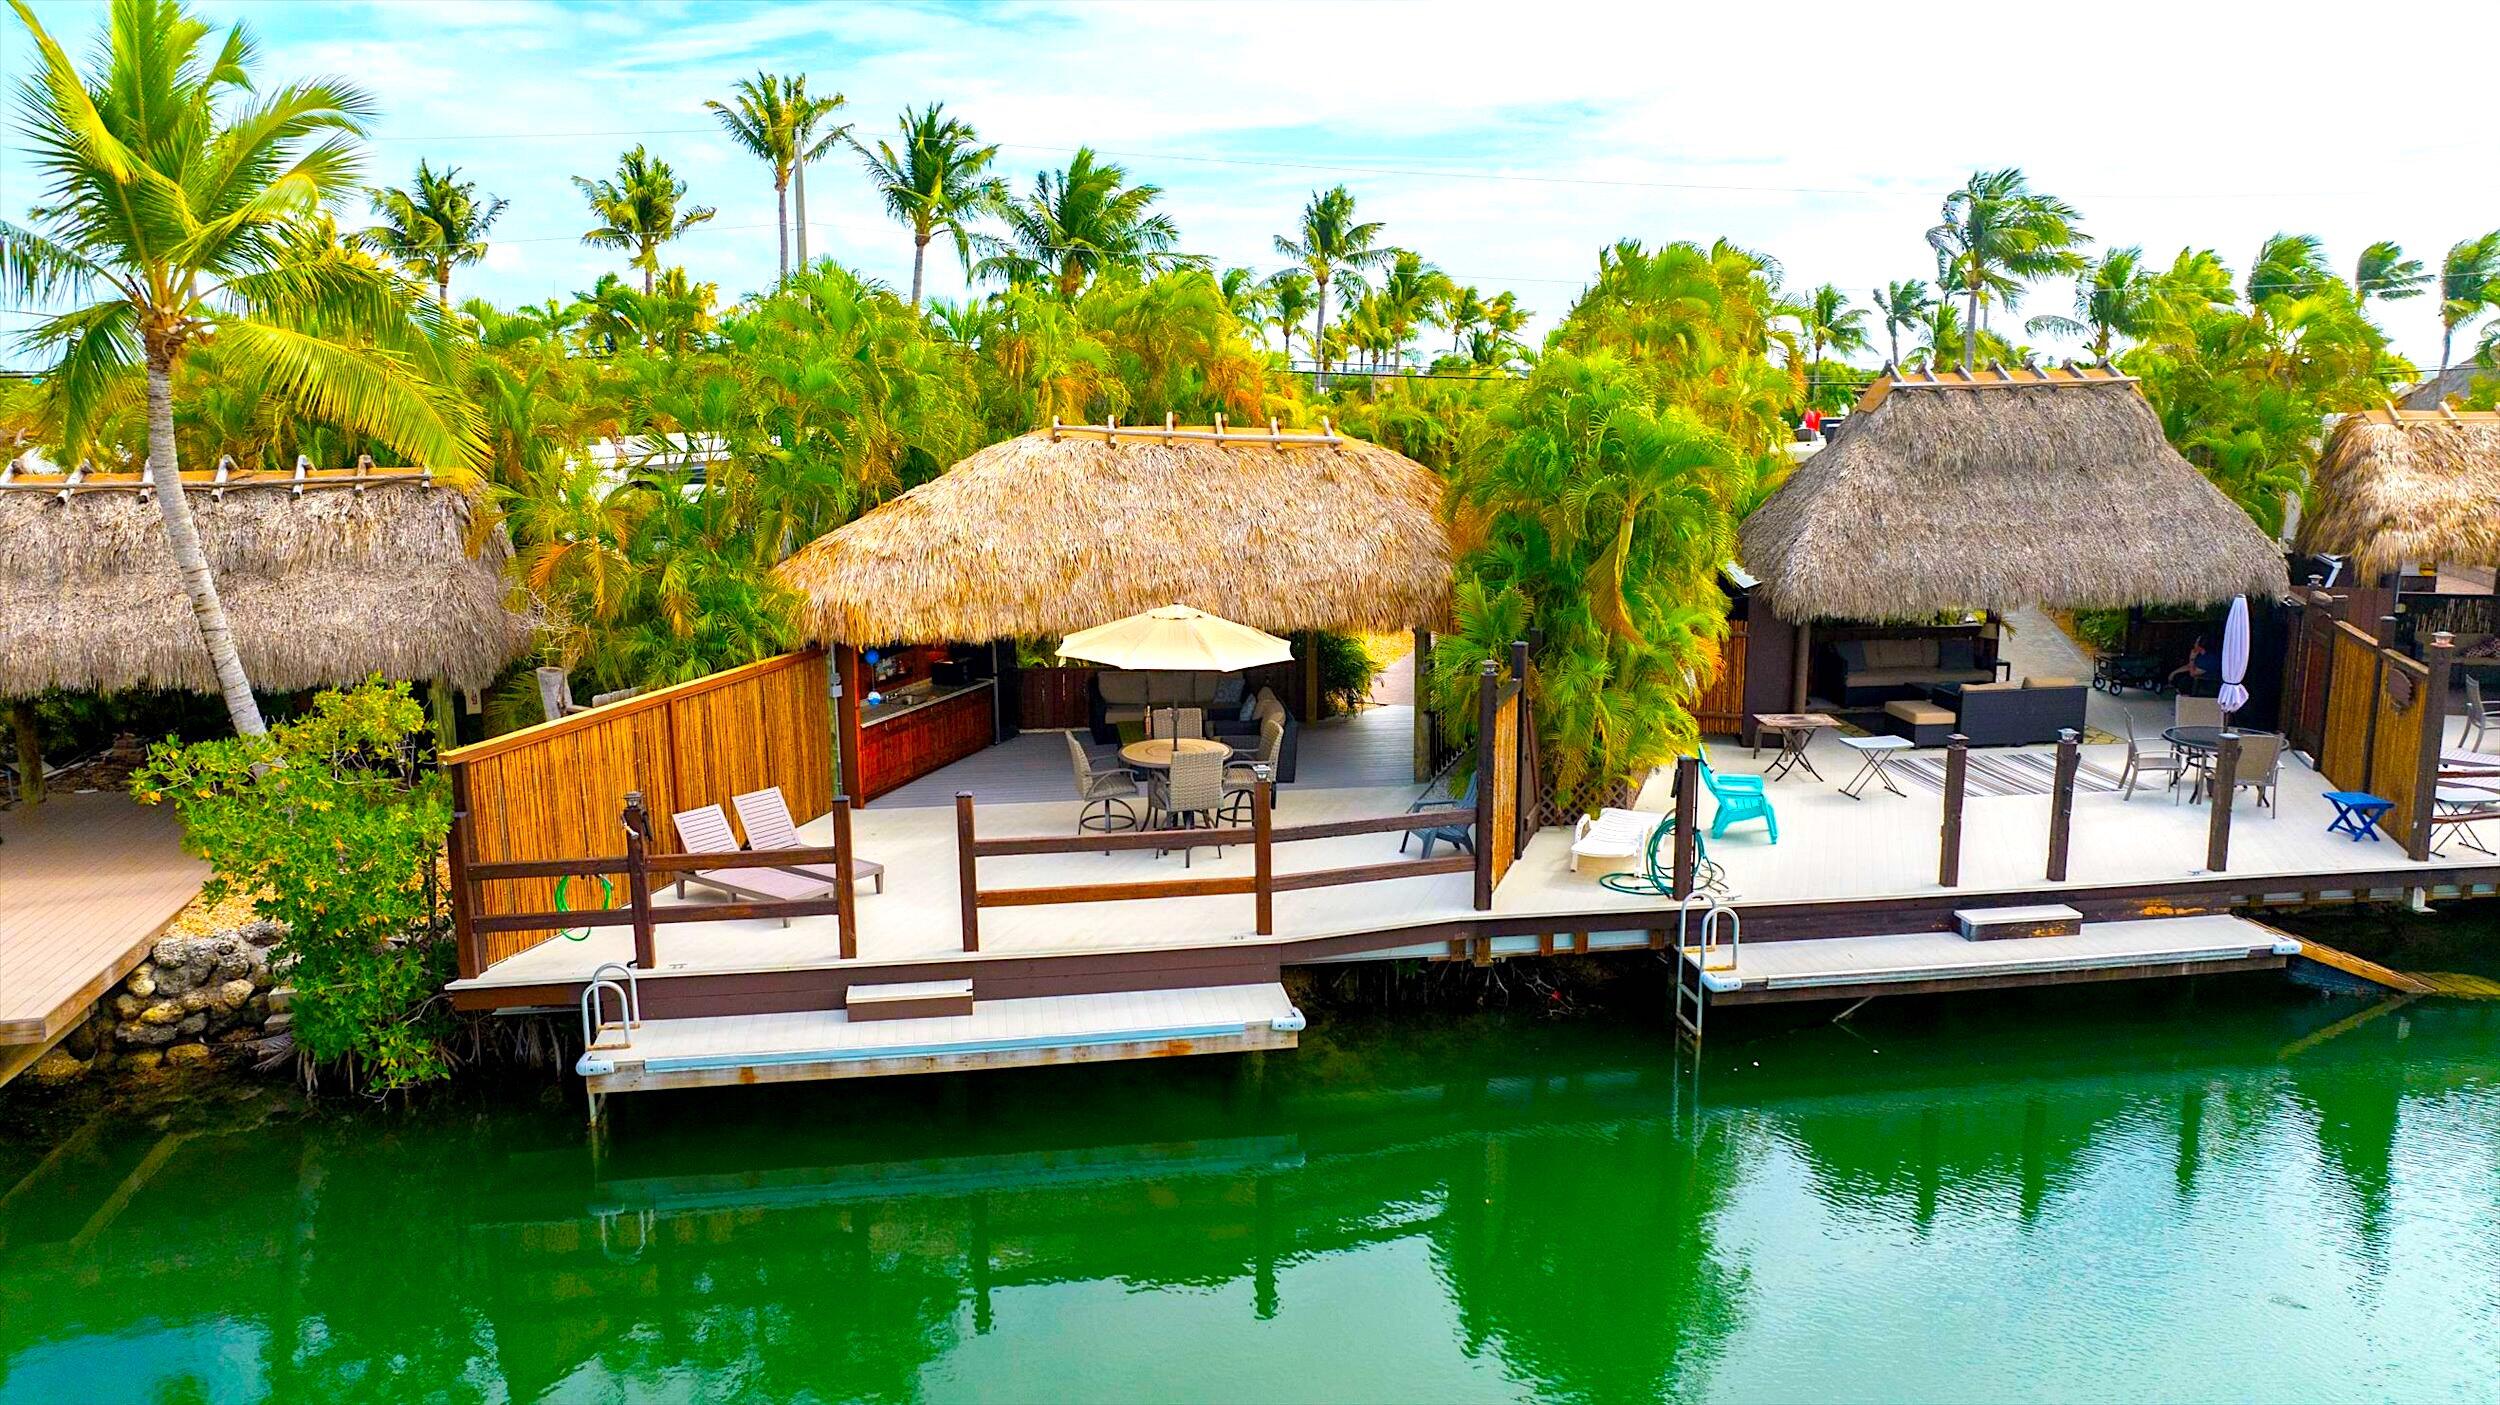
[1571,808,1667,874]
[730,786,883,894]
[670,801,838,926]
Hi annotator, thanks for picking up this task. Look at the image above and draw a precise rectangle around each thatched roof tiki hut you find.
[2301,408,2500,577]
[1736,365,2286,711]
[0,463,532,702]
[775,419,1456,802]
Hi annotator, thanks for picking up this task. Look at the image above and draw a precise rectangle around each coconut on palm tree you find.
[1872,279,1932,368]
[2437,231,2500,373]
[1925,168,2088,370]
[851,104,1001,308]
[1274,185,1392,387]
[574,145,717,298]
[983,147,1197,298]
[705,72,801,284]
[786,77,847,272]
[359,159,506,306]
[2,0,482,736]
[2352,240,2428,307]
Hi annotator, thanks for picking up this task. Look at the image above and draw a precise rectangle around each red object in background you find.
[1803,409,1823,433]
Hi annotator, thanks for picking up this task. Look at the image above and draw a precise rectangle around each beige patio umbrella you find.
[1055,604,1294,672]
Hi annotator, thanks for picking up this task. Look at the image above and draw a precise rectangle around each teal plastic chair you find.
[1699,759,1777,843]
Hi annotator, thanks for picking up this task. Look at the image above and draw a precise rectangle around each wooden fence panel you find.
[2318,624,2381,793]
[2368,653,2431,850]
[1691,619,1749,737]
[443,650,832,975]
[1488,686,1521,891]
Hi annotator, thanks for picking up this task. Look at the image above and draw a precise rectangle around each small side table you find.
[1839,735,1914,799]
[1753,713,1841,782]
[2324,791,2394,843]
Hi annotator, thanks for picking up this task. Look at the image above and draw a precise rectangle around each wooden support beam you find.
[1473,660,1497,912]
[834,644,866,809]
[622,792,657,969]
[447,764,481,979]
[1253,779,1275,936]
[2206,733,2241,873]
[1939,735,1968,887]
[1671,754,1699,900]
[2047,728,2079,881]
[956,792,981,951]
[832,794,858,960]
[2413,633,2454,862]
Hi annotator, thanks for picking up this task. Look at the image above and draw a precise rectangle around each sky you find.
[5,0,2499,373]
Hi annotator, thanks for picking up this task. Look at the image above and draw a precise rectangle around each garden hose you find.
[552,873,616,942]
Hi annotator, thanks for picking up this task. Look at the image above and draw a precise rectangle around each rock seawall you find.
[30,921,292,1083]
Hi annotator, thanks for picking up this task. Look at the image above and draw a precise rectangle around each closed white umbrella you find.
[1055,605,1293,673]
[2217,595,2251,718]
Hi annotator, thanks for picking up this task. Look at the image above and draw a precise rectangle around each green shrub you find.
[133,680,455,1090]
[1314,631,1383,714]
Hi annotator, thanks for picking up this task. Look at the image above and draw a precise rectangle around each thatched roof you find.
[1738,365,2285,622]
[0,465,532,698]
[777,422,1453,645]
[2302,408,2500,574]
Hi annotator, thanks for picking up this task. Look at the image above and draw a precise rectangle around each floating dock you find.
[578,982,1305,1120]
[1685,913,2300,1005]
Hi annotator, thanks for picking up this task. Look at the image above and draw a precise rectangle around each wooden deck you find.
[0,792,207,1062]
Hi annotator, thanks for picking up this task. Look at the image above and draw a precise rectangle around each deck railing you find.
[450,791,863,969]
[952,779,1480,950]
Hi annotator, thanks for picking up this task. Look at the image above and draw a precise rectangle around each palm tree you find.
[1440,284,1491,360]
[1265,270,1314,361]
[1215,267,1273,325]
[1372,250,1453,366]
[851,104,1002,308]
[1274,186,1392,388]
[787,76,847,272]
[2437,231,2500,373]
[985,147,1195,298]
[2025,246,2150,359]
[2353,240,2429,307]
[2247,232,2334,303]
[359,159,506,306]
[1797,284,1870,370]
[574,145,716,297]
[2,0,481,736]
[1872,279,1932,368]
[704,72,799,284]
[1925,168,2088,370]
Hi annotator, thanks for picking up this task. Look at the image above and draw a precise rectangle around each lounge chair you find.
[1699,759,1777,842]
[731,786,883,893]
[1571,807,1667,874]
[670,802,837,926]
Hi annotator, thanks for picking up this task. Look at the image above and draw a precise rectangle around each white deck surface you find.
[1685,914,2297,994]
[586,982,1299,1072]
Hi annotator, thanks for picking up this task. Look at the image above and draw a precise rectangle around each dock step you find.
[845,979,974,1022]
[1956,904,2082,941]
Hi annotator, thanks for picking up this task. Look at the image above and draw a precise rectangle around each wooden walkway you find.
[0,792,206,1065]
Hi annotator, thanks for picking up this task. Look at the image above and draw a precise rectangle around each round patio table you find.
[1119,737,1232,770]
[2162,725,2278,803]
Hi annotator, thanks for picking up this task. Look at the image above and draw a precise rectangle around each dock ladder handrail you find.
[1672,893,1740,1048]
[581,960,642,1052]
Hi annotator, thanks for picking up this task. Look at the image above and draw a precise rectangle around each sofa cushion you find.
[2024,676,2080,689]
[1854,666,1994,688]
[1834,641,1869,672]
[1098,672,1150,706]
[1862,638,1934,670]
[1935,638,1977,672]
[1960,679,2021,693]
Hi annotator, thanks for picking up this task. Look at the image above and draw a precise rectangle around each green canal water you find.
[4,958,2498,1403]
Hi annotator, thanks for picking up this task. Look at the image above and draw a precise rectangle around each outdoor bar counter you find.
[856,677,996,800]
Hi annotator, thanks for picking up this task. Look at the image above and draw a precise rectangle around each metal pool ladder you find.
[1672,893,1740,1049]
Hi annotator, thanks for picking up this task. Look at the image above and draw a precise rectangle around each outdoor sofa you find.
[1829,636,1996,705]
[1936,678,2089,747]
[1090,674,1301,782]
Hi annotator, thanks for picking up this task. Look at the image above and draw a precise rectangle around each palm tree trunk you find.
[1963,279,1980,372]
[145,348,266,737]
[1314,274,1331,392]
[10,701,42,807]
[1888,326,1901,368]
[793,158,810,271]
[2441,321,2454,375]
[910,233,929,309]
[775,174,790,285]
[437,271,451,308]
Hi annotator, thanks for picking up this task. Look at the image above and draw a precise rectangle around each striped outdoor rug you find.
[1890,749,2127,797]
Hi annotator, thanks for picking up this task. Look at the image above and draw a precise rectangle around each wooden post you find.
[1303,631,1324,723]
[2047,727,2079,881]
[833,644,866,809]
[1670,754,1700,900]
[1252,777,1275,935]
[2205,733,2241,873]
[1939,735,1968,887]
[7,701,40,807]
[2413,632,2455,862]
[832,792,859,960]
[955,791,981,952]
[1790,621,1813,712]
[1412,627,1435,783]
[1472,659,1497,912]
[2360,633,2387,791]
[622,790,657,969]
[446,763,480,979]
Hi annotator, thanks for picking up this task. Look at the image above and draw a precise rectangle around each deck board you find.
[0,792,208,1047]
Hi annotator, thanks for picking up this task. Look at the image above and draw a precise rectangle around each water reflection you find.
[4,984,2497,1403]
